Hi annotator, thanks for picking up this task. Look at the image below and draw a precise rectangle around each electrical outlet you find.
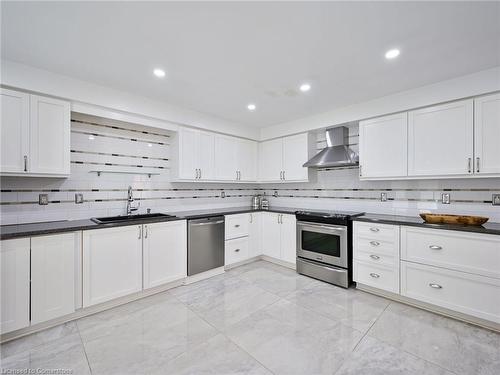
[75,193,84,204]
[492,194,500,206]
[441,193,450,204]
[220,191,226,198]
[380,192,387,202]
[38,194,49,205]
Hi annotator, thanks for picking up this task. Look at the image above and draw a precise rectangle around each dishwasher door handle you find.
[190,220,224,226]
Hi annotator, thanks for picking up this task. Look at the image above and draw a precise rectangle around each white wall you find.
[0,59,260,140]
[260,66,500,139]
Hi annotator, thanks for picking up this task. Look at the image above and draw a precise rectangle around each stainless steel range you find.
[296,210,364,288]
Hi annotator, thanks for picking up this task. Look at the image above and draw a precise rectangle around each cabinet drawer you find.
[354,236,399,256]
[354,250,398,267]
[354,222,399,243]
[401,226,500,279]
[401,261,500,324]
[354,260,399,294]
[225,237,249,265]
[225,214,249,240]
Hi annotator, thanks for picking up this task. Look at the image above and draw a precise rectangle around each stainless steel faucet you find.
[126,186,139,215]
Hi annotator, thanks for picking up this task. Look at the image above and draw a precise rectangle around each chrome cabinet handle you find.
[234,248,240,252]
[138,226,142,239]
[429,245,442,250]
[280,171,283,180]
[370,241,380,246]
[199,169,202,179]
[238,171,241,180]
[429,283,442,289]
[369,273,380,278]
[359,165,362,177]
[249,214,253,224]
[24,155,28,172]
[476,157,480,173]
[282,170,285,180]
[195,169,199,179]
[234,224,240,228]
[144,225,148,239]
[468,157,472,173]
[369,227,380,232]
[369,254,380,260]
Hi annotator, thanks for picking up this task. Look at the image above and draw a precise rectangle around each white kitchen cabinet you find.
[0,238,30,334]
[474,93,500,175]
[248,212,262,258]
[175,128,215,181]
[225,236,249,265]
[0,89,70,177]
[0,88,29,174]
[31,233,76,324]
[261,212,296,264]
[259,133,309,183]
[359,113,408,178]
[143,221,187,289]
[214,136,257,182]
[83,225,143,307]
[408,99,473,177]
[259,138,283,182]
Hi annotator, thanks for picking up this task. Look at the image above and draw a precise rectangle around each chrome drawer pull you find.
[235,249,240,252]
[429,283,442,289]
[429,245,442,250]
[369,254,380,260]
[234,224,240,228]
[369,227,380,232]
[370,241,380,246]
[369,273,380,278]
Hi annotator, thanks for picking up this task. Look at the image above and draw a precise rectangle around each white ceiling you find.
[2,1,499,128]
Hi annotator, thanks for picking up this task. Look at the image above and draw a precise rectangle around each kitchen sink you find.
[91,213,176,224]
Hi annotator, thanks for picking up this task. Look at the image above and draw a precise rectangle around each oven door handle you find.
[297,221,347,232]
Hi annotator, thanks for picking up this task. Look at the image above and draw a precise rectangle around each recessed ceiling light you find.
[148,143,153,147]
[88,135,95,140]
[299,83,311,92]
[153,68,166,78]
[385,49,400,59]
[247,103,256,111]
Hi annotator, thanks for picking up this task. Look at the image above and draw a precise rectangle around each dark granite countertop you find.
[0,206,299,240]
[353,213,500,236]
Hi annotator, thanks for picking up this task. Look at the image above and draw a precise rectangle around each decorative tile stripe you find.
[268,194,493,204]
[70,161,168,169]
[71,150,169,161]
[72,119,171,138]
[258,187,499,192]
[71,130,168,146]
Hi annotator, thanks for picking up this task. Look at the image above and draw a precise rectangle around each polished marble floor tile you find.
[368,302,500,375]
[335,335,454,375]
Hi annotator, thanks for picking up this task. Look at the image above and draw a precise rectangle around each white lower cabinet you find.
[248,212,262,258]
[354,261,400,294]
[261,212,296,264]
[225,237,249,265]
[224,213,256,267]
[143,221,187,289]
[83,225,143,307]
[31,233,77,324]
[401,261,500,324]
[0,238,30,334]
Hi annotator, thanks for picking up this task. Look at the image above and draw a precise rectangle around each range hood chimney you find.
[303,126,359,168]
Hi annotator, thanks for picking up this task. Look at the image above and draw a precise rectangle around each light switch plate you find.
[39,194,49,205]
[220,191,226,198]
[441,193,450,204]
[492,194,500,206]
[380,192,387,202]
[75,193,84,204]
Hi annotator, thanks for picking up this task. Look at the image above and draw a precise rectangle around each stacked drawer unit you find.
[353,222,400,293]
[225,213,250,266]
[401,227,500,324]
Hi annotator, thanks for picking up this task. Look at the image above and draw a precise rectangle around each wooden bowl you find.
[419,213,489,226]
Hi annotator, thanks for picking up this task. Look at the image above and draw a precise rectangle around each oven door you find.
[296,221,348,268]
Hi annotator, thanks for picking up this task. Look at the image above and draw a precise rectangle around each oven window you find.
[301,230,341,257]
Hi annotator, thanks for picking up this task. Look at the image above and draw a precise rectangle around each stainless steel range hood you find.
[303,126,358,168]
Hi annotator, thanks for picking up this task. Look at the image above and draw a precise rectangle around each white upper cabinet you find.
[474,93,500,175]
[214,135,257,182]
[143,221,187,289]
[259,138,283,182]
[0,88,29,174]
[0,89,70,177]
[408,99,474,177]
[0,238,30,334]
[176,128,215,181]
[282,133,309,182]
[30,233,76,325]
[259,133,309,183]
[359,113,408,179]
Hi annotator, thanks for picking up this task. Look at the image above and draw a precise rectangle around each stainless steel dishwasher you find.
[187,216,225,276]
